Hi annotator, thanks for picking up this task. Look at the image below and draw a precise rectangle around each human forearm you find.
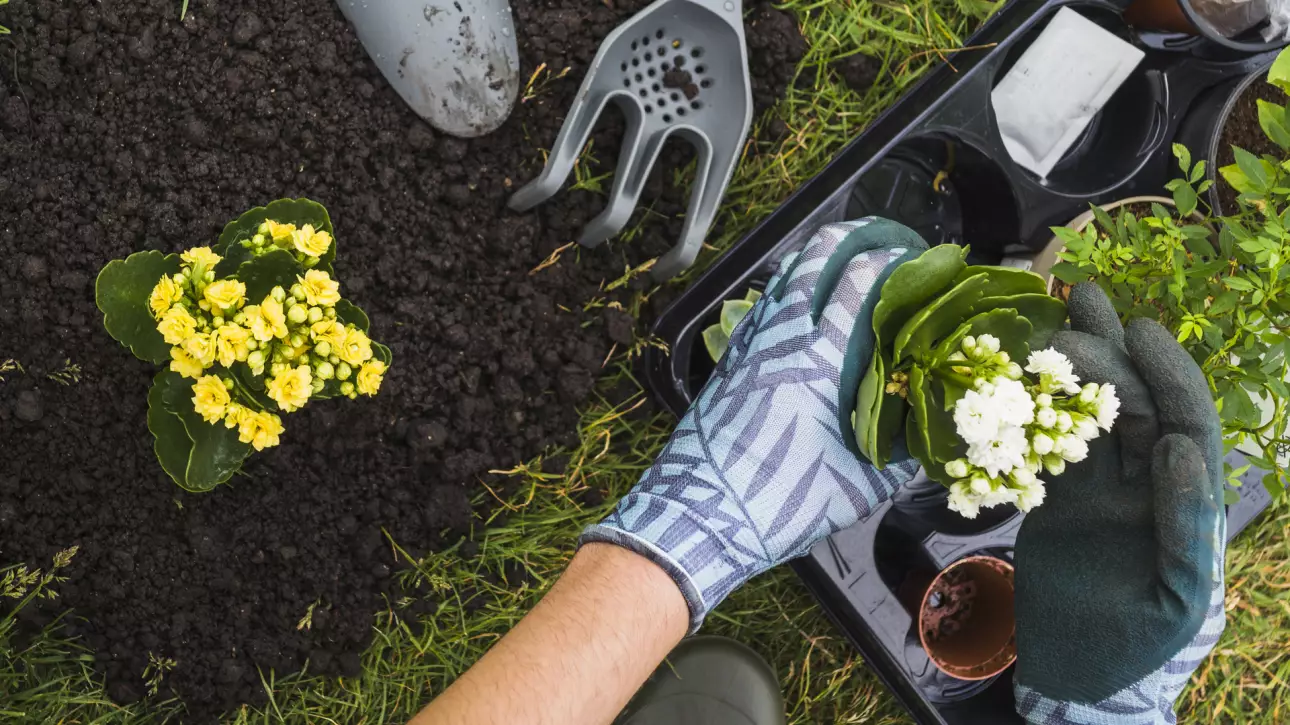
[409,543,688,725]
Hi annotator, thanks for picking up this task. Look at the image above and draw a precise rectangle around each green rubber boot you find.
[617,636,786,725]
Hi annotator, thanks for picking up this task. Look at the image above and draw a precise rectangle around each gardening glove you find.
[1014,283,1226,725]
[581,218,928,631]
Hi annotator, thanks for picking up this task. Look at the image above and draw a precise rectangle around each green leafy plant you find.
[854,246,1102,518]
[95,199,392,493]
[1050,50,1290,498]
[701,288,762,362]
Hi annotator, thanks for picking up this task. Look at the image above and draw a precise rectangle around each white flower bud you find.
[1043,455,1066,476]
[307,307,324,324]
[1036,407,1057,429]
[1056,435,1089,463]
[315,361,335,380]
[336,362,352,381]
[1056,411,1073,433]
[949,351,968,363]
[970,477,992,495]
[1079,383,1099,405]
[974,378,993,394]
[962,335,977,353]
[1004,362,1023,380]
[979,335,1000,354]
[1032,432,1055,456]
[1011,467,1037,487]
[271,286,287,303]
[996,351,1011,365]
[1073,417,1099,442]
[1036,393,1052,408]
[945,459,970,479]
[287,305,308,324]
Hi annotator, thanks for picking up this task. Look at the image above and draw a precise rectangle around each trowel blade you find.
[337,0,520,138]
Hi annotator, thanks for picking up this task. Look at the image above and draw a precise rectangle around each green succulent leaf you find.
[853,355,884,464]
[1268,46,1290,95]
[96,251,182,364]
[892,273,990,363]
[229,363,277,411]
[372,341,393,367]
[910,409,955,486]
[744,288,763,304]
[955,265,1047,298]
[148,372,194,488]
[970,294,1065,352]
[335,299,371,332]
[965,308,1034,363]
[872,244,968,350]
[909,366,960,464]
[702,324,731,363]
[215,198,336,275]
[238,249,305,303]
[719,299,754,337]
[153,370,251,492]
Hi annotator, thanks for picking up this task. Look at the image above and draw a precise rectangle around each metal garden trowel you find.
[508,0,752,280]
[337,0,521,138]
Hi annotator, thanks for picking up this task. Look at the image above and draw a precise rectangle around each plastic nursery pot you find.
[1188,59,1277,215]
[1126,0,1289,52]
[917,555,1017,680]
[1124,0,1199,35]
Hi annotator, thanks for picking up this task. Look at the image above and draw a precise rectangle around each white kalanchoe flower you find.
[1032,431,1055,456]
[1016,480,1047,512]
[1004,362,1024,380]
[978,334,1001,355]
[1055,434,1089,463]
[970,476,992,496]
[1079,383,1099,405]
[1044,456,1067,476]
[983,484,1019,507]
[953,388,1002,446]
[1010,467,1037,488]
[1026,348,1081,395]
[967,424,1029,478]
[990,377,1036,427]
[948,481,981,519]
[1094,384,1120,431]
[1055,411,1073,433]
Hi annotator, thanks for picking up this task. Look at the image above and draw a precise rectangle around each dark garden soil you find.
[1216,74,1282,214]
[0,0,803,719]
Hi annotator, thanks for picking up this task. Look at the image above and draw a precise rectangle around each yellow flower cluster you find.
[247,219,333,263]
[150,236,385,454]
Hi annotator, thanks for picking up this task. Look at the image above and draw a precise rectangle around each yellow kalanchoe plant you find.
[95,199,392,492]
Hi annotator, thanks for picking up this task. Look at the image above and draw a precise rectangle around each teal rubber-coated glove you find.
[581,218,928,631]
[1014,283,1225,724]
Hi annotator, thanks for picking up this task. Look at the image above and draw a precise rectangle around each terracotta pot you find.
[918,555,1017,680]
[1124,0,1199,34]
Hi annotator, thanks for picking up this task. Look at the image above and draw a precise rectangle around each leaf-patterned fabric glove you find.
[581,218,928,632]
[1014,284,1225,725]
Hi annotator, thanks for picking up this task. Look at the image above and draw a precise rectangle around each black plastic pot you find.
[1176,58,1274,214]
[643,2,1277,723]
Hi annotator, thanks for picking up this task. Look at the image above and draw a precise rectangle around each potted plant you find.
[1047,51,1290,496]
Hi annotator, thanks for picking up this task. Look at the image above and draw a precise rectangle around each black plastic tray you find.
[641,1,1279,722]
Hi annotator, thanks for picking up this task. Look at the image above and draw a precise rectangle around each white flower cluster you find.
[943,335,1120,519]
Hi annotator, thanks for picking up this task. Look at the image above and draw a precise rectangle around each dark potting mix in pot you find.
[0,0,806,716]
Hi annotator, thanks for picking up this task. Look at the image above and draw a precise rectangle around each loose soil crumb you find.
[834,53,883,94]
[661,69,700,100]
[1216,76,1283,214]
[0,0,803,719]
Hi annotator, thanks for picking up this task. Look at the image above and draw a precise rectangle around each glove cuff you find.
[579,491,765,633]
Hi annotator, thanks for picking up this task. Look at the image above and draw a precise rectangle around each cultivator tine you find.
[509,88,618,212]
[580,124,679,248]
[652,128,745,280]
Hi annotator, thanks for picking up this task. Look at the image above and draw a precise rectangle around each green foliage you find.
[1055,52,1290,495]
[701,288,762,362]
[214,198,336,277]
[95,251,181,364]
[854,249,1063,472]
[149,370,252,493]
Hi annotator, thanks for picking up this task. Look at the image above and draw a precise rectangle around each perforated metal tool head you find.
[508,0,751,280]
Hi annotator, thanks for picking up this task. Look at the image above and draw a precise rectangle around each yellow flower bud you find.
[337,327,373,366]
[170,346,204,379]
[298,269,341,307]
[157,306,198,346]
[182,331,217,368]
[149,275,185,319]
[222,402,249,429]
[180,246,222,269]
[214,324,252,367]
[356,360,386,396]
[265,220,296,246]
[238,410,284,451]
[291,224,332,258]
[203,279,246,314]
[191,375,231,424]
[266,364,313,412]
[246,296,289,342]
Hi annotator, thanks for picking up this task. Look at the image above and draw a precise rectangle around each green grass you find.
[4,1,1289,723]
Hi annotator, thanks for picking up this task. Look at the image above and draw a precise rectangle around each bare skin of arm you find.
[408,542,689,725]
